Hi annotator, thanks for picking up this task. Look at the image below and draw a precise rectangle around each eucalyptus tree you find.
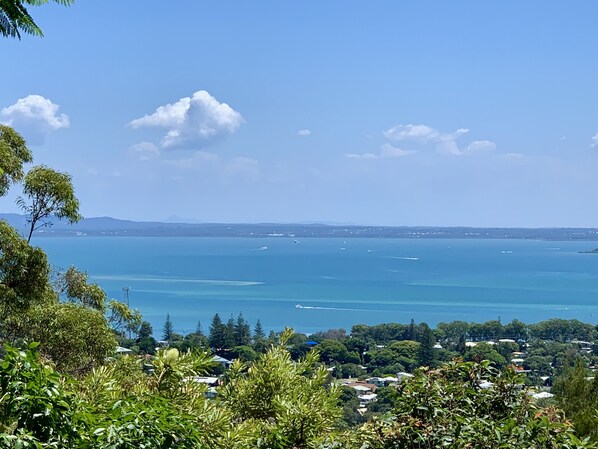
[0,124,32,196]
[17,165,81,242]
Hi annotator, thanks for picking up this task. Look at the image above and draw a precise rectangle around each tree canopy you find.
[0,0,74,39]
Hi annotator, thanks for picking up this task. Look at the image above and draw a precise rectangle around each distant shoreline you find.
[4,213,598,241]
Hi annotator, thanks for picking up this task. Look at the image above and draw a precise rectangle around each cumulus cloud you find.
[380,143,416,158]
[297,129,311,136]
[346,143,416,160]
[0,94,70,145]
[592,133,598,148]
[129,141,160,160]
[128,90,243,149]
[383,123,495,156]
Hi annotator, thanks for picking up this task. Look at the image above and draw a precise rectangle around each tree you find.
[0,220,50,326]
[346,361,595,448]
[464,342,507,368]
[17,165,81,242]
[253,319,265,341]
[553,358,598,440]
[162,313,173,341]
[138,321,153,339]
[224,315,236,349]
[219,328,342,448]
[407,318,416,340]
[318,339,360,364]
[233,312,251,346]
[27,302,116,374]
[0,124,33,196]
[209,313,226,350]
[417,323,436,367]
[55,266,106,310]
[195,320,204,336]
[0,0,74,39]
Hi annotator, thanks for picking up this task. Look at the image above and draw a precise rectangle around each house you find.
[367,376,399,387]
[191,376,219,386]
[212,355,232,367]
[357,393,377,407]
[115,346,133,355]
[344,381,377,394]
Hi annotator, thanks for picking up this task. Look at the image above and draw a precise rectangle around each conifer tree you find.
[254,319,265,341]
[209,313,226,349]
[407,318,416,340]
[234,313,251,346]
[417,323,436,367]
[224,315,236,349]
[162,313,173,341]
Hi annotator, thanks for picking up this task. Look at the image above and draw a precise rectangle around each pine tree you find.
[209,313,226,349]
[196,321,204,337]
[234,313,251,346]
[254,319,265,341]
[138,321,153,339]
[417,323,436,367]
[457,334,467,355]
[162,314,174,341]
[224,315,236,349]
[407,318,416,340]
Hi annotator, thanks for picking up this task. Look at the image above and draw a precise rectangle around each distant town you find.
[4,213,598,241]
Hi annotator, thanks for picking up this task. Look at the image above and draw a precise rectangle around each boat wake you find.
[295,304,364,312]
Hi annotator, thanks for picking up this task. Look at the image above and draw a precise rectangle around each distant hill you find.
[3,213,598,240]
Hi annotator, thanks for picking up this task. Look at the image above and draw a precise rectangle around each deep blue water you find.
[35,237,598,335]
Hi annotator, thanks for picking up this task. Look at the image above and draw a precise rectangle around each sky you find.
[1,1,598,227]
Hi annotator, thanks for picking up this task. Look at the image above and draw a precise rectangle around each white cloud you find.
[0,94,70,145]
[379,143,416,158]
[346,152,378,159]
[226,157,260,181]
[383,124,441,142]
[346,143,415,160]
[129,141,160,160]
[128,90,243,149]
[297,129,311,136]
[592,133,598,148]
[462,140,496,155]
[163,150,219,170]
[500,152,525,160]
[383,122,496,156]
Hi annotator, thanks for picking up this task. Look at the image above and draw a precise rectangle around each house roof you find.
[116,346,133,354]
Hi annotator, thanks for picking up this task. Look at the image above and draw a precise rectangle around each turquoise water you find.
[36,237,598,335]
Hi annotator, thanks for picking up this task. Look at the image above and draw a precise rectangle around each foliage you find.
[55,266,107,310]
[0,343,80,448]
[0,221,51,326]
[0,125,33,196]
[219,328,342,448]
[552,358,598,440]
[162,313,174,341]
[27,302,116,375]
[331,361,596,449]
[0,0,74,39]
[17,165,82,242]
[416,323,436,367]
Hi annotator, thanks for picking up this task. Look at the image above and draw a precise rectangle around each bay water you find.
[36,237,598,335]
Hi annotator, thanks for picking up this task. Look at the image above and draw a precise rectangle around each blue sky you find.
[1,1,598,226]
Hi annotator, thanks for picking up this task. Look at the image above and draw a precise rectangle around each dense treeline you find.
[1,335,596,448]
